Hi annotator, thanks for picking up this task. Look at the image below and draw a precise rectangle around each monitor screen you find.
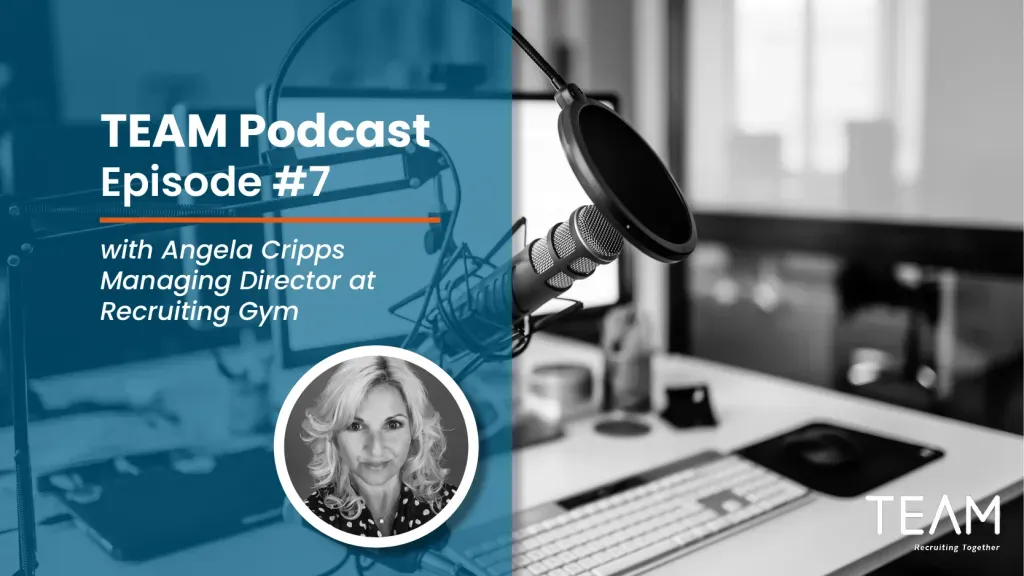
[173,106,268,332]
[266,92,622,364]
[2,122,251,378]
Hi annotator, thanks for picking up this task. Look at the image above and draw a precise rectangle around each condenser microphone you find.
[431,205,623,355]
[512,204,624,316]
[263,1,698,263]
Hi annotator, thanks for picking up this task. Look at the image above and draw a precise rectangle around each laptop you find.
[38,444,283,561]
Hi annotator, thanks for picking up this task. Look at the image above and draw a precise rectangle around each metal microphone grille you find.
[570,257,597,275]
[552,222,577,256]
[547,271,573,289]
[529,238,553,274]
[553,222,598,275]
[576,205,624,259]
[529,237,575,289]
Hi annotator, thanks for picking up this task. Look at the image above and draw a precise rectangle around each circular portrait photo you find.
[274,346,478,548]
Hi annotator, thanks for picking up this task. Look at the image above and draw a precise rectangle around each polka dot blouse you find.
[305,483,457,537]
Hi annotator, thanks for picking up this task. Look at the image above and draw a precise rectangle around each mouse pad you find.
[737,421,944,498]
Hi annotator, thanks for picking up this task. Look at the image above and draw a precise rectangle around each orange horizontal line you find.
[99,216,441,224]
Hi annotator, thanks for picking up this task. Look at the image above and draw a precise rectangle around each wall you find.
[686,0,731,213]
[918,0,1023,227]
[50,0,510,118]
[681,0,1023,392]
[684,0,1022,228]
[50,0,328,117]
[632,0,671,351]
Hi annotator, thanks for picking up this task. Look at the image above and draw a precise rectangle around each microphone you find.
[513,204,624,317]
[266,0,700,370]
[430,205,623,356]
[265,1,698,265]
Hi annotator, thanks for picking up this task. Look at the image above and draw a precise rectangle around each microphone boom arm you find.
[388,214,584,382]
[3,0,620,573]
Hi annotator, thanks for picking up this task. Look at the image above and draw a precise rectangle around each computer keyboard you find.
[454,450,812,576]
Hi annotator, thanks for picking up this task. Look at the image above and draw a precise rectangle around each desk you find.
[2,334,1021,576]
[515,335,1024,576]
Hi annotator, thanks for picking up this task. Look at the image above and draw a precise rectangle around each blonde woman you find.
[302,356,457,537]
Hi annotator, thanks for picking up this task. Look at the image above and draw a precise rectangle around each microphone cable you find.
[307,546,375,576]
[261,0,569,359]
[312,554,350,576]
[398,139,461,351]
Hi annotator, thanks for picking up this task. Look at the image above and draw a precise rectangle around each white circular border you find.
[274,345,479,549]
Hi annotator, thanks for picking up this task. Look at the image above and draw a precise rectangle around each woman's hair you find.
[301,356,448,519]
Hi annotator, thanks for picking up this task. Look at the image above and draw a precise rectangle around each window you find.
[734,0,886,175]
[734,0,808,171]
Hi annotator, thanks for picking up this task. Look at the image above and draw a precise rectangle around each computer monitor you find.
[0,122,237,379]
[260,89,625,368]
[172,105,268,333]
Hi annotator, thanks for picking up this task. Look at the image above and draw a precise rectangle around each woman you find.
[302,356,458,538]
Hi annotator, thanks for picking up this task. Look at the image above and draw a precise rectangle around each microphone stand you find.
[0,142,449,576]
[3,0,633,570]
[388,214,583,382]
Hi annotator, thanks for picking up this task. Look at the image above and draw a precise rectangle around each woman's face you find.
[337,385,412,487]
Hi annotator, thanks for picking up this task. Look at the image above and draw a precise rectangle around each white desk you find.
[514,335,1024,576]
[2,334,1021,576]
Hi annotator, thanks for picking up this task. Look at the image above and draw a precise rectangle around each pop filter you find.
[264,1,698,263]
[555,84,698,263]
